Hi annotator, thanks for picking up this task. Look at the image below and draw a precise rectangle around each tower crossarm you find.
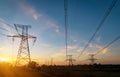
[7,35,36,39]
[28,35,37,39]
[7,35,21,38]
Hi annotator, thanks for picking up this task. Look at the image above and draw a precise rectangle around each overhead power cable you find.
[95,36,120,55]
[0,26,16,34]
[0,32,8,36]
[0,20,16,34]
[0,19,14,28]
[78,0,118,58]
[64,0,68,58]
[14,24,21,35]
[0,26,14,33]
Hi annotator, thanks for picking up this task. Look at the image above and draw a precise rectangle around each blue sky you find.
[0,0,120,65]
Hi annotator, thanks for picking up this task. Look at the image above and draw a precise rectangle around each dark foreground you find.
[37,64,120,77]
[0,62,120,77]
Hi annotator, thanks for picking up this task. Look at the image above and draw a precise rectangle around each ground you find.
[0,63,43,77]
[0,62,120,77]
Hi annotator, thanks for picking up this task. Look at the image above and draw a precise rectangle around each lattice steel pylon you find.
[66,55,75,66]
[8,24,36,66]
[88,54,97,65]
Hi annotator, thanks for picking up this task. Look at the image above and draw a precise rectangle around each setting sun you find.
[0,58,8,62]
[0,57,14,63]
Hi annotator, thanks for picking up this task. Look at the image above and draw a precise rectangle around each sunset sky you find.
[0,0,120,65]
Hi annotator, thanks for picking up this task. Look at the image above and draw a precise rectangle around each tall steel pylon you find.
[66,55,75,66]
[8,24,36,66]
[88,54,97,65]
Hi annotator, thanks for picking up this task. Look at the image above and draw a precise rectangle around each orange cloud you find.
[101,48,109,54]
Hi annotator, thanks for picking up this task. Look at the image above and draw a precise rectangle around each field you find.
[0,62,120,77]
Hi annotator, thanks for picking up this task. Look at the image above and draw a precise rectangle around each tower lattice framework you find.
[66,55,75,66]
[8,24,36,66]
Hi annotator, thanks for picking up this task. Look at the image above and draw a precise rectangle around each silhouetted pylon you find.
[88,54,97,65]
[8,24,36,66]
[66,55,75,66]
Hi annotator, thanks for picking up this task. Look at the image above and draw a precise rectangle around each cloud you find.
[70,36,78,43]
[73,39,77,42]
[88,43,102,49]
[67,45,78,50]
[19,3,41,21]
[52,48,65,58]
[76,47,84,53]
[101,48,109,54]
[46,43,110,64]
[52,44,99,60]
[88,42,110,55]
[18,1,61,34]
[52,45,79,60]
[45,20,60,33]
[52,45,91,64]
[76,40,110,56]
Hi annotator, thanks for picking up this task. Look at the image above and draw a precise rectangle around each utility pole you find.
[8,24,36,66]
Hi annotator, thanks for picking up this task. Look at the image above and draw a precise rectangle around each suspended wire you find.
[64,0,68,58]
[0,26,14,34]
[95,36,120,55]
[0,32,8,36]
[14,24,19,34]
[78,0,118,58]
[0,27,9,31]
[14,24,22,35]
[0,26,16,34]
[29,37,37,51]
[0,19,14,28]
[0,20,17,34]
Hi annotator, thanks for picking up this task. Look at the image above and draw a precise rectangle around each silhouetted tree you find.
[28,61,38,69]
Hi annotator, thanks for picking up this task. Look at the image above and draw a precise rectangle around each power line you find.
[0,20,16,34]
[0,23,16,34]
[14,24,22,35]
[0,27,16,34]
[0,32,8,36]
[86,36,120,64]
[0,26,15,34]
[95,36,120,55]
[64,0,68,58]
[78,0,118,58]
[0,19,14,28]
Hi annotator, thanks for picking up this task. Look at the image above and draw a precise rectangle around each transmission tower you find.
[8,24,36,66]
[66,55,75,66]
[88,54,97,65]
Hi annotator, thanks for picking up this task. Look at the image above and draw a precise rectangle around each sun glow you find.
[0,57,15,63]
[0,58,8,62]
[102,48,109,54]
